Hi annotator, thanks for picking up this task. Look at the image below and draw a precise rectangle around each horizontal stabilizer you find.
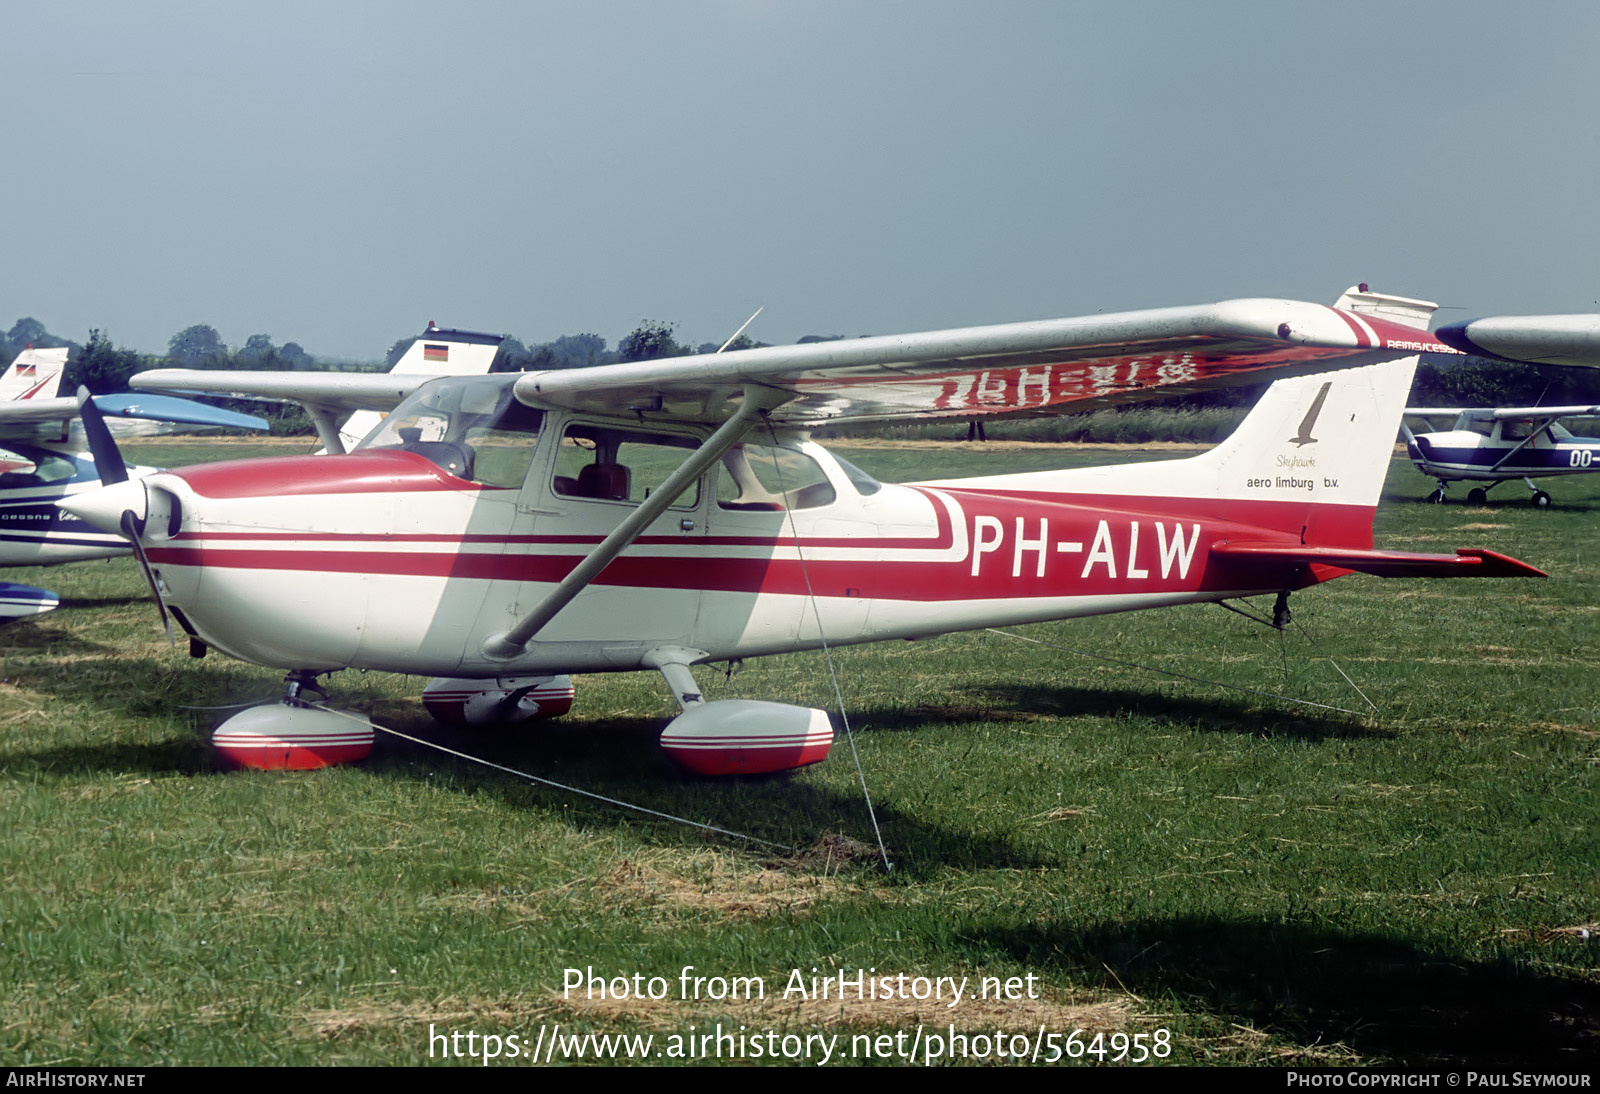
[1211,542,1546,578]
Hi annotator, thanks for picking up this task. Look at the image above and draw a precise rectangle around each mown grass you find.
[0,440,1594,1066]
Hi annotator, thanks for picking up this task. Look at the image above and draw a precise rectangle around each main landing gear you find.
[210,669,376,770]
[1427,479,1553,508]
[646,649,834,776]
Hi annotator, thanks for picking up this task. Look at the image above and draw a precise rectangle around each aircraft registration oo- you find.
[61,287,1583,777]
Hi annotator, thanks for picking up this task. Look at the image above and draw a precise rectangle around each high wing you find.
[125,371,426,416]
[512,297,1454,426]
[128,371,429,452]
[1436,315,1600,368]
[127,296,1458,432]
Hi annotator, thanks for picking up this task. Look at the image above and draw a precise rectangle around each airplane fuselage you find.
[1407,429,1600,484]
[124,422,1347,678]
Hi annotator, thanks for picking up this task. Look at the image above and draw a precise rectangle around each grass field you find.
[0,438,1595,1067]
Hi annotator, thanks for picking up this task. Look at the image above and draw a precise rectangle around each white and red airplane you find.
[65,288,1563,773]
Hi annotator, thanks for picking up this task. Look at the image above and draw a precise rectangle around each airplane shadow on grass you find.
[0,653,1061,872]
[2,647,1395,868]
[979,915,1598,1066]
[855,682,1388,741]
[56,595,163,612]
[360,708,1058,873]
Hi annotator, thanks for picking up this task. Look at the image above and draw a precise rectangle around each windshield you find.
[355,377,543,487]
[0,444,96,488]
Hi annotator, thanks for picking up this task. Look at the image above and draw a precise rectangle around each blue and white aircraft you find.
[1402,405,1600,507]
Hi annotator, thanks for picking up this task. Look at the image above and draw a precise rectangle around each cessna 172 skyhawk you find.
[65,289,1561,774]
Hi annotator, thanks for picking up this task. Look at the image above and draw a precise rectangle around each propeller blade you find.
[75,386,130,486]
[119,507,174,646]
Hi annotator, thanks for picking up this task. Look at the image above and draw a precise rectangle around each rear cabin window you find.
[717,444,836,511]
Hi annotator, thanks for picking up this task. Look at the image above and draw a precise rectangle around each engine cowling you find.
[422,675,575,726]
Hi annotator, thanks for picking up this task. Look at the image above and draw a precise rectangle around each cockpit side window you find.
[551,423,702,507]
[0,446,93,489]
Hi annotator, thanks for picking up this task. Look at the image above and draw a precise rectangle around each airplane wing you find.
[511,297,1456,426]
[1484,405,1600,420]
[1435,315,1600,368]
[0,392,267,432]
[1408,405,1600,420]
[126,370,427,415]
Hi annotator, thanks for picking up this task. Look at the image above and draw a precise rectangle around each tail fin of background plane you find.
[0,346,70,402]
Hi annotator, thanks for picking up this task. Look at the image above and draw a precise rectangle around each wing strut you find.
[480,389,776,661]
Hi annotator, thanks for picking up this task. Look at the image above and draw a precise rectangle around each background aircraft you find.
[67,290,1560,774]
[0,345,69,403]
[0,338,273,620]
[0,387,268,619]
[331,325,502,452]
[1403,406,1600,506]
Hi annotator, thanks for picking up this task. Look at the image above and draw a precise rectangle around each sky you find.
[5,0,1598,361]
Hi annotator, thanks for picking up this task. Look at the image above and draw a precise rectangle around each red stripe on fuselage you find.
[170,450,501,498]
[950,489,1376,550]
[147,490,1343,601]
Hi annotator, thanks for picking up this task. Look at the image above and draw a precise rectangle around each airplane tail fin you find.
[930,356,1423,549]
[930,355,1544,579]
[0,346,70,402]
[387,326,504,376]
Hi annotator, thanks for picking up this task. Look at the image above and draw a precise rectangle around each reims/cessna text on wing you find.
[64,288,1561,774]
